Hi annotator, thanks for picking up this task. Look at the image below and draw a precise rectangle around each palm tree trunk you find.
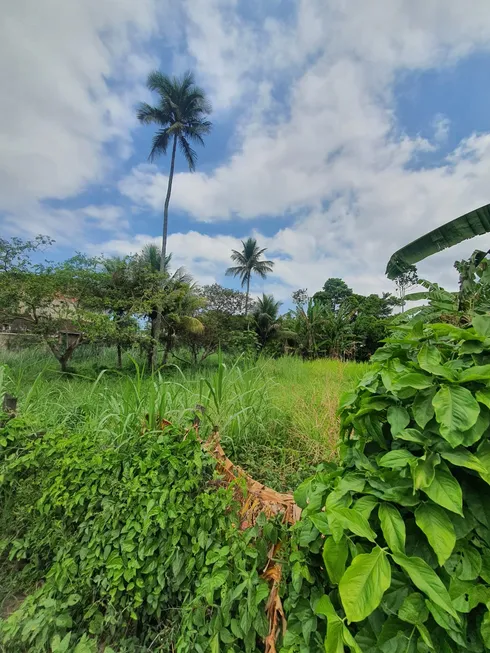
[245,274,250,315]
[151,134,178,369]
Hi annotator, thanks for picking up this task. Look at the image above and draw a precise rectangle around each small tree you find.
[252,294,282,350]
[394,264,418,312]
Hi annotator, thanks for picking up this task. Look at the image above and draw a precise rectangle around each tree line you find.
[0,234,407,372]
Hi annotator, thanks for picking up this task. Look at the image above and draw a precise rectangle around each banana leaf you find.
[386,203,490,279]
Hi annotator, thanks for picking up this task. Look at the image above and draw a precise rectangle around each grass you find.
[0,346,367,491]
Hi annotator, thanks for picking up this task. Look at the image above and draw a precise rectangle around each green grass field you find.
[0,346,367,491]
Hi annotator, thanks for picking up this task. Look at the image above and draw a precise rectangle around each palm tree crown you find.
[137,70,212,172]
[253,293,281,348]
[225,238,274,315]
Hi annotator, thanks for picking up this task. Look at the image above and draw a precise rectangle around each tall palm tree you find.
[225,238,274,315]
[253,293,281,349]
[137,70,212,366]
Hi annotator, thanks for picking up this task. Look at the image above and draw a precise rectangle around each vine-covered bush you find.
[0,416,279,652]
[285,316,490,652]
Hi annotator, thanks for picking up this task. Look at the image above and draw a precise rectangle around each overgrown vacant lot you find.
[0,347,367,491]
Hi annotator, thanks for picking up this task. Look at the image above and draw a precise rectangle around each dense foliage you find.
[0,404,280,652]
[287,314,490,652]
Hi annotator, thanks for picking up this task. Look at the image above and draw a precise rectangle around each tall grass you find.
[0,347,367,491]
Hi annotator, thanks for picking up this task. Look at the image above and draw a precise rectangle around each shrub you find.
[0,413,279,652]
[285,316,490,652]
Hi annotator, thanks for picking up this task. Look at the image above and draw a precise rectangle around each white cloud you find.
[433,114,451,142]
[5,0,490,302]
[0,0,164,216]
[118,0,490,297]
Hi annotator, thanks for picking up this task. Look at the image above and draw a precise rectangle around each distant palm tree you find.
[225,238,274,315]
[137,71,212,366]
[253,294,281,348]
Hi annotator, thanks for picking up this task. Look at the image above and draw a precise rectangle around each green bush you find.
[285,316,490,652]
[0,414,280,652]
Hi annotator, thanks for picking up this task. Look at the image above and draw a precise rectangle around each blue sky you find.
[3,0,490,306]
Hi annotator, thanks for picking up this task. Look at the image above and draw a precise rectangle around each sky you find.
[3,0,490,307]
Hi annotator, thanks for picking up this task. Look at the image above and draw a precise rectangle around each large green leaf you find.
[328,507,376,543]
[385,203,490,279]
[323,537,349,585]
[432,385,480,443]
[411,453,440,491]
[387,406,410,436]
[315,595,344,653]
[417,344,455,381]
[412,388,436,429]
[339,547,391,622]
[398,592,428,625]
[473,314,490,337]
[378,450,416,469]
[378,504,405,554]
[392,553,458,618]
[422,467,463,516]
[439,447,486,475]
[459,364,490,383]
[396,373,434,390]
[415,503,456,566]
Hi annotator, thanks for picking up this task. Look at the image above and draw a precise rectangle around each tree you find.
[200,284,249,315]
[137,70,212,367]
[252,294,281,350]
[291,288,309,308]
[225,238,274,315]
[313,278,353,312]
[101,256,140,368]
[0,252,116,372]
[393,264,418,312]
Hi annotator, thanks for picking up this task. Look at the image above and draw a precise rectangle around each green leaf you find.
[422,467,463,516]
[461,407,490,446]
[459,364,490,382]
[433,385,480,435]
[473,314,490,337]
[378,450,416,468]
[387,406,410,436]
[425,601,465,646]
[353,496,378,519]
[323,536,349,585]
[411,453,440,491]
[416,623,435,650]
[398,592,428,624]
[439,447,486,474]
[418,343,455,380]
[378,504,406,554]
[326,621,345,653]
[396,373,433,389]
[412,388,436,429]
[342,625,363,653]
[392,553,458,618]
[415,503,456,566]
[481,609,490,647]
[339,547,391,622]
[476,387,490,410]
[395,428,426,444]
[328,507,376,542]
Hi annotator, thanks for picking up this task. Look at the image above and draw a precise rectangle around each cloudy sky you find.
[3,0,490,305]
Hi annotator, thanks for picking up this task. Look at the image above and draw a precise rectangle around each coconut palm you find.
[137,70,212,366]
[225,238,274,315]
[253,294,281,349]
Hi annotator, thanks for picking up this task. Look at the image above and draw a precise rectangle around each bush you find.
[0,414,279,652]
[286,316,490,652]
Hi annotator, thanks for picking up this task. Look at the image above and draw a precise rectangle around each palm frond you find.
[148,129,171,162]
[179,136,197,172]
[386,203,490,279]
[136,103,167,126]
